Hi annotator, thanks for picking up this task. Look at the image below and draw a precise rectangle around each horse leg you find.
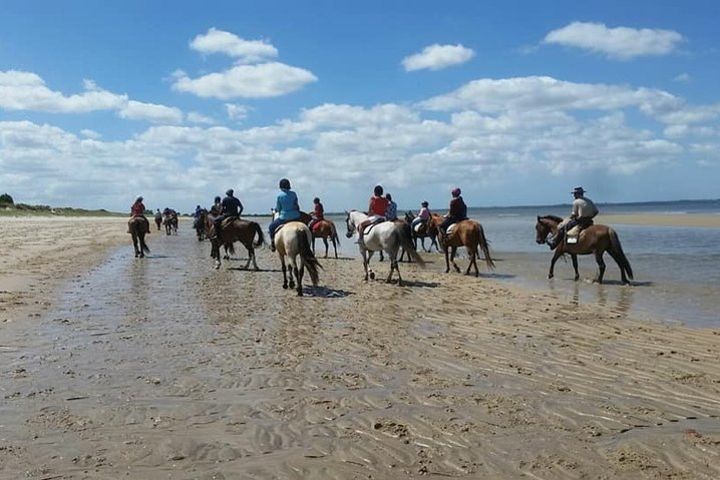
[444,245,451,273]
[385,251,394,284]
[420,237,427,252]
[312,236,316,254]
[132,233,139,257]
[571,254,579,281]
[323,237,329,258]
[332,236,338,259]
[294,264,303,296]
[548,249,563,279]
[607,248,629,284]
[288,257,296,290]
[467,247,479,276]
[138,234,145,258]
[451,247,461,273]
[281,256,288,289]
[594,251,606,284]
[244,245,252,270]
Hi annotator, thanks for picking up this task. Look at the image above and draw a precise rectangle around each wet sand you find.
[598,213,720,228]
[1,218,719,479]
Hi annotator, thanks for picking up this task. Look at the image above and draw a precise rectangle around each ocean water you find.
[263,200,720,328]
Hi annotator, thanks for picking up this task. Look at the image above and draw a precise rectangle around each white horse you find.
[273,217,322,296]
[345,210,424,286]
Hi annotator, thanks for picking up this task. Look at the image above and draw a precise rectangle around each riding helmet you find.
[214,196,221,203]
[279,178,291,190]
[313,197,320,203]
[226,189,234,196]
[451,187,461,197]
[421,201,429,207]
[136,196,143,202]
[374,185,384,196]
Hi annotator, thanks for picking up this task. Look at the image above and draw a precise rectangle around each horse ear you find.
[537,215,541,221]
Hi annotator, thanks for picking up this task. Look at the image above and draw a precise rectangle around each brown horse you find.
[154,215,162,231]
[208,218,265,270]
[430,214,495,276]
[535,215,633,284]
[128,216,150,258]
[404,211,439,252]
[163,213,178,235]
[310,219,340,258]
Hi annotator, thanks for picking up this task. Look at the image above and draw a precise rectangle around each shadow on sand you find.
[302,286,353,298]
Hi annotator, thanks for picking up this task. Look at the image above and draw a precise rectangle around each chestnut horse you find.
[208,218,265,270]
[404,211,439,252]
[128,216,150,258]
[535,215,633,284]
[430,214,494,276]
[311,219,341,258]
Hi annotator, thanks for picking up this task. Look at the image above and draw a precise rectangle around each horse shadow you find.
[319,256,355,261]
[228,266,283,273]
[302,286,353,298]
[596,279,653,287]
[483,272,516,280]
[395,279,440,288]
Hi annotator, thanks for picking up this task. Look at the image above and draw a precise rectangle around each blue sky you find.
[1,0,719,213]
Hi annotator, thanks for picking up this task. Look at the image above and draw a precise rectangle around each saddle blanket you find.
[413,223,423,233]
[446,223,456,235]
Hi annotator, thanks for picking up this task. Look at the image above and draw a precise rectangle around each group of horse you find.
[128,207,634,297]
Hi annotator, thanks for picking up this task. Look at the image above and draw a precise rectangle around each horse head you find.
[345,210,355,238]
[535,215,560,244]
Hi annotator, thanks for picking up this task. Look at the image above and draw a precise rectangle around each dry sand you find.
[1,217,719,479]
[598,213,720,228]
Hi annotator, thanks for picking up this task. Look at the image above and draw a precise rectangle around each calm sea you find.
[266,200,720,328]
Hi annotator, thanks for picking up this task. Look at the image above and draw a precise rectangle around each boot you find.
[270,234,276,252]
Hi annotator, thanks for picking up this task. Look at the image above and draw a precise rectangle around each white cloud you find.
[543,22,684,60]
[225,103,250,121]
[187,111,216,124]
[402,44,475,71]
[118,100,183,124]
[0,70,184,123]
[80,129,101,139]
[173,62,317,99]
[190,28,278,63]
[673,73,691,83]
[3,74,718,211]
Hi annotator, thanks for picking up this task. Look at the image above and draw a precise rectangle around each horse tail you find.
[330,222,341,246]
[298,230,322,285]
[398,223,425,267]
[252,221,265,247]
[609,228,634,280]
[477,224,495,270]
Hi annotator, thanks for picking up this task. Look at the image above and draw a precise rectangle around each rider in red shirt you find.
[128,196,150,234]
[308,197,324,231]
[358,185,388,242]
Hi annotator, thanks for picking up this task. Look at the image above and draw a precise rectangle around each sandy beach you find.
[1,217,719,479]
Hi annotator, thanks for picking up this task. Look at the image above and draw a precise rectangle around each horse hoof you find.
[369,272,375,280]
[297,291,303,297]
[574,276,580,282]
[548,274,554,279]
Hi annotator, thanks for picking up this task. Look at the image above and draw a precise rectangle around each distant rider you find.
[440,188,467,236]
[411,201,431,231]
[128,196,150,234]
[358,185,389,242]
[154,208,162,230]
[269,178,301,251]
[308,197,324,232]
[385,193,398,221]
[212,189,243,239]
[548,187,598,249]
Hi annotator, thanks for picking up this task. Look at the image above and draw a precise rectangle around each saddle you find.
[362,219,385,236]
[445,223,457,235]
[220,216,240,228]
[565,219,594,244]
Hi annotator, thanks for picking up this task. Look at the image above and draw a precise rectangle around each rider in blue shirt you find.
[269,178,301,251]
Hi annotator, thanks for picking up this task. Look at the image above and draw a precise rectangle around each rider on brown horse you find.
[547,187,598,249]
[128,196,150,234]
[308,197,324,232]
[440,188,467,237]
[212,189,243,239]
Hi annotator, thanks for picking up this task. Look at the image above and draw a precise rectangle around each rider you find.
[411,201,431,231]
[308,197,324,232]
[212,189,244,239]
[269,178,301,251]
[128,196,150,234]
[440,188,467,236]
[358,185,389,242]
[547,187,599,249]
[385,193,398,221]
[154,208,162,230]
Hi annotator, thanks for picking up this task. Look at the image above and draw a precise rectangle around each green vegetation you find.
[0,193,14,205]
[0,202,124,217]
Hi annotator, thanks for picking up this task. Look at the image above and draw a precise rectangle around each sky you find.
[1,0,719,213]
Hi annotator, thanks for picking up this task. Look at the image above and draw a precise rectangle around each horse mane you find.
[539,215,563,223]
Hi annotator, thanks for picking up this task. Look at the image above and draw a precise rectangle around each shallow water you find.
[287,207,720,328]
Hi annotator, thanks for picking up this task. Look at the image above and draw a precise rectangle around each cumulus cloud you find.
[543,22,684,60]
[80,129,101,139]
[174,28,317,100]
[402,44,475,71]
[190,27,278,63]
[173,62,317,99]
[0,69,184,123]
[225,103,250,121]
[3,74,718,210]
[187,111,216,124]
[118,100,183,124]
[673,73,691,83]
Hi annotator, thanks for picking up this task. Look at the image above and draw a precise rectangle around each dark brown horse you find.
[128,216,150,258]
[154,214,162,231]
[404,211,439,252]
[535,215,633,284]
[208,218,265,270]
[163,213,178,235]
[193,209,207,241]
[430,214,494,276]
[310,219,340,258]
